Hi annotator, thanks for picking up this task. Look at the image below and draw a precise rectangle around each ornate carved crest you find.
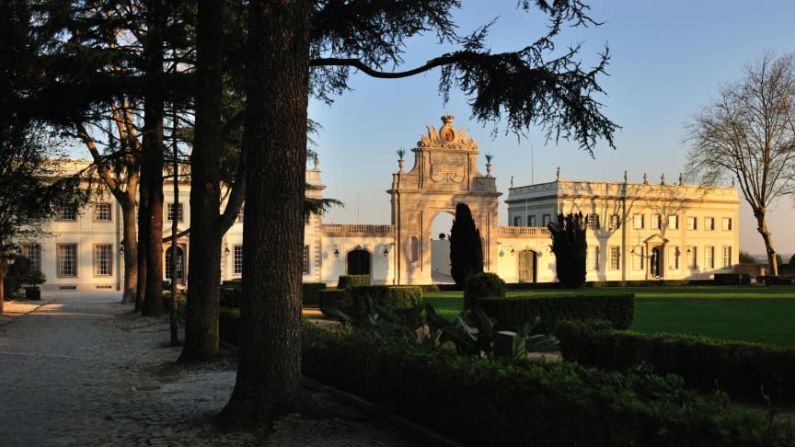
[417,114,478,151]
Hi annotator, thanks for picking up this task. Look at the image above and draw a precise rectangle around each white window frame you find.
[650,214,661,230]
[705,246,715,269]
[57,243,78,277]
[667,215,679,230]
[633,214,644,230]
[722,246,732,268]
[722,217,732,231]
[167,203,184,222]
[687,216,697,231]
[233,245,243,275]
[57,204,78,221]
[93,244,113,276]
[303,245,310,274]
[93,202,112,222]
[542,214,551,226]
[609,246,620,271]
[705,217,715,231]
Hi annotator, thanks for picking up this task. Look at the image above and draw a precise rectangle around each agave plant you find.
[485,153,493,163]
[397,148,406,160]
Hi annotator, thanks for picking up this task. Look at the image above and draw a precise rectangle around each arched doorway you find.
[347,249,371,275]
[165,245,185,285]
[518,250,537,283]
[430,212,455,283]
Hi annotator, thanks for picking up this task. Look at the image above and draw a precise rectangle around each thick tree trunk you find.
[755,211,779,276]
[221,0,311,423]
[121,203,138,304]
[140,0,165,317]
[180,0,225,362]
[136,168,150,312]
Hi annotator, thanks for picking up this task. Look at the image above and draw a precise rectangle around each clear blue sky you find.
[309,0,795,257]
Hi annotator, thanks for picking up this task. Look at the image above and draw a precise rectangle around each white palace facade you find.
[25,115,739,291]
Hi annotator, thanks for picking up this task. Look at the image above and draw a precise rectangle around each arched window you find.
[347,249,371,275]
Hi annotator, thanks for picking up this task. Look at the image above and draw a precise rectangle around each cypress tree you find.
[548,213,587,289]
[450,203,484,288]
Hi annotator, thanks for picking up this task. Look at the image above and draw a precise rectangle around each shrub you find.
[714,273,751,285]
[463,272,506,309]
[547,213,587,289]
[348,286,422,318]
[161,290,187,318]
[337,274,370,289]
[302,324,790,447]
[556,321,795,403]
[219,282,242,307]
[477,294,634,333]
[319,289,354,316]
[302,282,327,306]
[449,202,483,287]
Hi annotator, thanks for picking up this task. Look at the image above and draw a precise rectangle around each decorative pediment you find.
[417,114,478,151]
[643,233,669,245]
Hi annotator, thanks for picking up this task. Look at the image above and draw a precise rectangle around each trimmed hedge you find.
[337,275,370,289]
[162,290,187,318]
[320,286,423,318]
[301,282,327,306]
[556,320,795,403]
[319,289,354,316]
[714,273,751,285]
[302,324,790,447]
[463,272,506,309]
[477,294,634,333]
[220,281,329,307]
[219,306,241,345]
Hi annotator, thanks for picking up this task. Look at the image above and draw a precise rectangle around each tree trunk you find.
[0,260,7,314]
[121,202,138,304]
[140,0,165,317]
[136,168,150,312]
[221,0,311,423]
[755,210,779,276]
[180,0,224,362]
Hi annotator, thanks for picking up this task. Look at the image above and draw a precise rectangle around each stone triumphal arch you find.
[388,115,501,285]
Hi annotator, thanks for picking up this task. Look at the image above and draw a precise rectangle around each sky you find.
[308,0,795,257]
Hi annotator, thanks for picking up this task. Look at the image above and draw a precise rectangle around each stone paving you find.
[0,293,426,446]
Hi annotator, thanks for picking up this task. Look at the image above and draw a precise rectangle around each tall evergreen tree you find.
[449,203,484,288]
[547,212,587,289]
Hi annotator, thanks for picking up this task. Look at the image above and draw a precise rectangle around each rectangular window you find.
[57,243,78,277]
[667,215,679,230]
[650,214,661,230]
[705,217,715,231]
[528,215,536,226]
[722,217,732,231]
[610,214,620,229]
[94,203,112,222]
[542,214,551,226]
[687,246,697,269]
[587,214,600,230]
[705,246,715,269]
[633,214,644,230]
[669,245,680,270]
[303,245,310,274]
[167,203,184,222]
[609,246,620,271]
[722,246,732,268]
[23,244,42,273]
[589,247,600,272]
[57,204,78,221]
[513,216,521,226]
[632,246,645,271]
[687,217,697,230]
[233,245,243,275]
[93,244,113,276]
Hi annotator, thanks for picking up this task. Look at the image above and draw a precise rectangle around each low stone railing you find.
[496,226,550,237]
[321,224,395,236]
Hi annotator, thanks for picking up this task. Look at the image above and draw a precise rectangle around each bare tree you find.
[687,52,795,276]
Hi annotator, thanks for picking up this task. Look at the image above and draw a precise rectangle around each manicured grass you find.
[423,286,795,347]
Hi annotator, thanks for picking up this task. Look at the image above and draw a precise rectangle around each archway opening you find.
[430,212,455,284]
[347,249,371,275]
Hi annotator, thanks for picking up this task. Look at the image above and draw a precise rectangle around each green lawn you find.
[423,286,795,347]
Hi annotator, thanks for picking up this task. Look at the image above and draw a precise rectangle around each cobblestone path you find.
[0,293,425,446]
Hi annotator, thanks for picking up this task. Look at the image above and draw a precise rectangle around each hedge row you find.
[502,279,733,289]
[319,285,422,318]
[337,275,370,289]
[302,324,790,447]
[219,281,327,308]
[476,294,634,333]
[556,320,795,403]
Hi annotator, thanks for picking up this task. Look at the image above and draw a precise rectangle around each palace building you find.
[24,115,739,291]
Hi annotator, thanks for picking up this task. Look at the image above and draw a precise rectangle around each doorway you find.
[165,245,185,285]
[518,250,537,283]
[347,249,371,275]
[650,246,662,278]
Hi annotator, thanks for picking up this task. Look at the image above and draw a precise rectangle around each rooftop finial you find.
[556,166,561,181]
[660,173,666,185]
[510,175,515,188]
[623,170,628,183]
[643,173,648,185]
[679,173,684,185]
